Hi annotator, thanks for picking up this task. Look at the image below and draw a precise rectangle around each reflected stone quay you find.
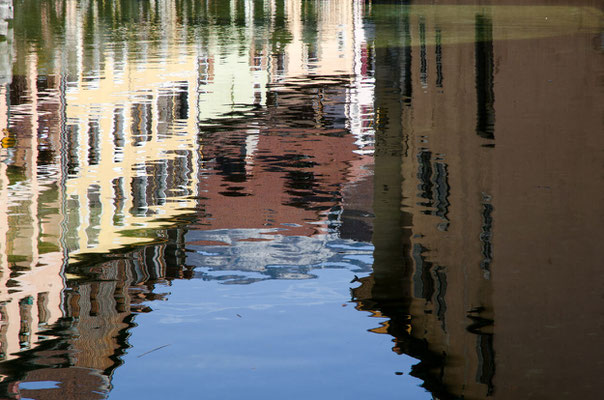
[0,1,602,399]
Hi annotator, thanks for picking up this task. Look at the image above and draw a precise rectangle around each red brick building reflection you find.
[191,82,374,240]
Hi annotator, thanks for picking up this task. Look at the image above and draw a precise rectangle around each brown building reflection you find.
[354,2,603,400]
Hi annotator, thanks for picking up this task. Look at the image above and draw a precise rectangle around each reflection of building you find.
[184,0,375,279]
[195,84,372,233]
[187,80,375,281]
[2,0,375,262]
[354,3,603,400]
[0,235,189,400]
[0,0,205,383]
[0,54,65,369]
[488,11,603,400]
[0,0,11,38]
[0,0,376,396]
[58,0,205,259]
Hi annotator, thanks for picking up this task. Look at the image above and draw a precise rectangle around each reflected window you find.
[37,292,49,326]
[419,17,427,89]
[131,101,153,146]
[435,28,443,88]
[18,296,33,350]
[475,14,495,140]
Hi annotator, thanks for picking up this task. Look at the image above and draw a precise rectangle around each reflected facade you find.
[0,0,602,399]
[0,0,378,397]
[353,2,603,399]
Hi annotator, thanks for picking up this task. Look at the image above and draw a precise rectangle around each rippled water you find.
[0,1,602,399]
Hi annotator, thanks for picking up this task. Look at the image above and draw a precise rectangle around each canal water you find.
[0,1,602,399]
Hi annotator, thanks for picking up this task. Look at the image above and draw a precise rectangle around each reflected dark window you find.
[434,266,447,331]
[419,17,427,88]
[253,0,265,26]
[67,124,79,176]
[467,307,495,395]
[130,174,149,217]
[275,52,285,77]
[302,0,319,69]
[417,150,450,229]
[89,282,99,317]
[37,292,49,326]
[0,304,7,360]
[18,296,33,350]
[234,0,246,26]
[113,107,125,163]
[435,27,443,88]
[131,101,153,146]
[9,75,28,106]
[412,243,434,302]
[475,14,495,140]
[112,177,125,226]
[176,83,189,120]
[417,150,433,209]
[87,119,100,166]
[166,150,194,197]
[434,161,450,230]
[477,333,495,395]
[403,13,412,103]
[480,193,493,279]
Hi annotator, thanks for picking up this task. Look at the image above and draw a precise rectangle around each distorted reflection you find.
[352,2,602,399]
[0,0,602,399]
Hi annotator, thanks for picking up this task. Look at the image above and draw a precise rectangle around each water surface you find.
[0,1,602,399]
